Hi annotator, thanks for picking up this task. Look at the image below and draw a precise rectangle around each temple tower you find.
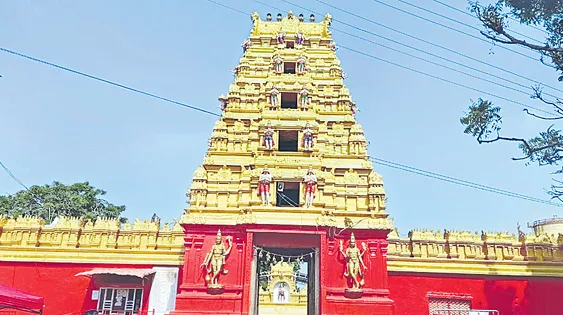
[173,11,394,315]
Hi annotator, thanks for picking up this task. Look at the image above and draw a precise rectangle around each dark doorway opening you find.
[278,130,298,152]
[281,93,298,109]
[286,41,295,49]
[276,182,300,207]
[254,247,317,315]
[284,62,296,74]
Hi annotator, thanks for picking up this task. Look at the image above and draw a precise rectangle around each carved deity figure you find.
[303,167,317,208]
[273,54,284,74]
[299,86,310,110]
[201,230,233,289]
[296,55,307,74]
[269,85,280,109]
[232,66,239,80]
[350,101,357,114]
[263,122,275,150]
[328,41,337,52]
[302,123,314,151]
[258,168,273,205]
[339,233,367,291]
[241,39,251,53]
[276,32,285,44]
[295,32,305,46]
[218,94,228,111]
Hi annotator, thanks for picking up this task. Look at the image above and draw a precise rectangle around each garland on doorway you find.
[254,246,316,265]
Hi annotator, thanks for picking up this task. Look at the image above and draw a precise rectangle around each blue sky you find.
[1,0,561,235]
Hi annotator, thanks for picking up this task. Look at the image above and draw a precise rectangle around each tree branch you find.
[532,86,563,113]
[523,108,563,120]
[476,130,563,162]
[477,132,532,160]
[488,30,562,52]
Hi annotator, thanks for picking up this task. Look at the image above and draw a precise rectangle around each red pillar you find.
[241,231,254,315]
[323,230,395,315]
[171,225,246,315]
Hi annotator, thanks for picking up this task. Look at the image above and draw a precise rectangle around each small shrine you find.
[258,261,307,315]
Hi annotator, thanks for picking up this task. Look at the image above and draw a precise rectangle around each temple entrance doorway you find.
[251,233,319,315]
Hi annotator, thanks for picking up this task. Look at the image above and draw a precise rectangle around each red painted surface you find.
[172,225,248,315]
[172,225,395,315]
[324,230,394,315]
[389,273,563,315]
[0,261,155,315]
[2,229,560,315]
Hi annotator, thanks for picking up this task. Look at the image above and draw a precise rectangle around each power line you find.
[371,157,549,202]
[370,157,563,208]
[334,27,547,100]
[338,44,552,115]
[0,47,221,117]
[329,22,555,99]
[399,0,544,45]
[207,0,248,16]
[431,0,550,36]
[0,160,30,191]
[371,0,540,63]
[312,0,563,95]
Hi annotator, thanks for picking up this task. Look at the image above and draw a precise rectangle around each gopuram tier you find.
[174,11,394,315]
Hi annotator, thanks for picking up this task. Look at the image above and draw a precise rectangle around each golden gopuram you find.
[182,11,391,231]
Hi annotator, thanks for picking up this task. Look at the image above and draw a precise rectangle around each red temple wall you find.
[1,234,561,315]
[0,261,156,315]
[388,273,563,315]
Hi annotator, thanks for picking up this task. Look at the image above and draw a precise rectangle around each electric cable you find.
[338,44,553,115]
[311,0,563,95]
[0,160,30,191]
[0,160,46,213]
[371,0,539,62]
[333,27,548,100]
[0,47,221,117]
[400,0,544,45]
[432,0,550,36]
[370,156,563,207]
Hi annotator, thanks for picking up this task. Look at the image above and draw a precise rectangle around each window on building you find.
[281,93,298,109]
[284,62,296,74]
[286,41,295,49]
[278,130,298,152]
[276,182,300,207]
[429,297,471,315]
[98,288,143,315]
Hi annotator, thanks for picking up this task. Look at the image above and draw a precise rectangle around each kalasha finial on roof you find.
[299,13,304,22]
[310,14,315,22]
[277,13,282,21]
[266,12,272,21]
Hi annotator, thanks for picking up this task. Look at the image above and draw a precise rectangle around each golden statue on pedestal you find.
[201,230,233,291]
[339,233,367,297]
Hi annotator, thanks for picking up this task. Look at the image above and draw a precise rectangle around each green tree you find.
[0,181,126,223]
[461,0,563,199]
